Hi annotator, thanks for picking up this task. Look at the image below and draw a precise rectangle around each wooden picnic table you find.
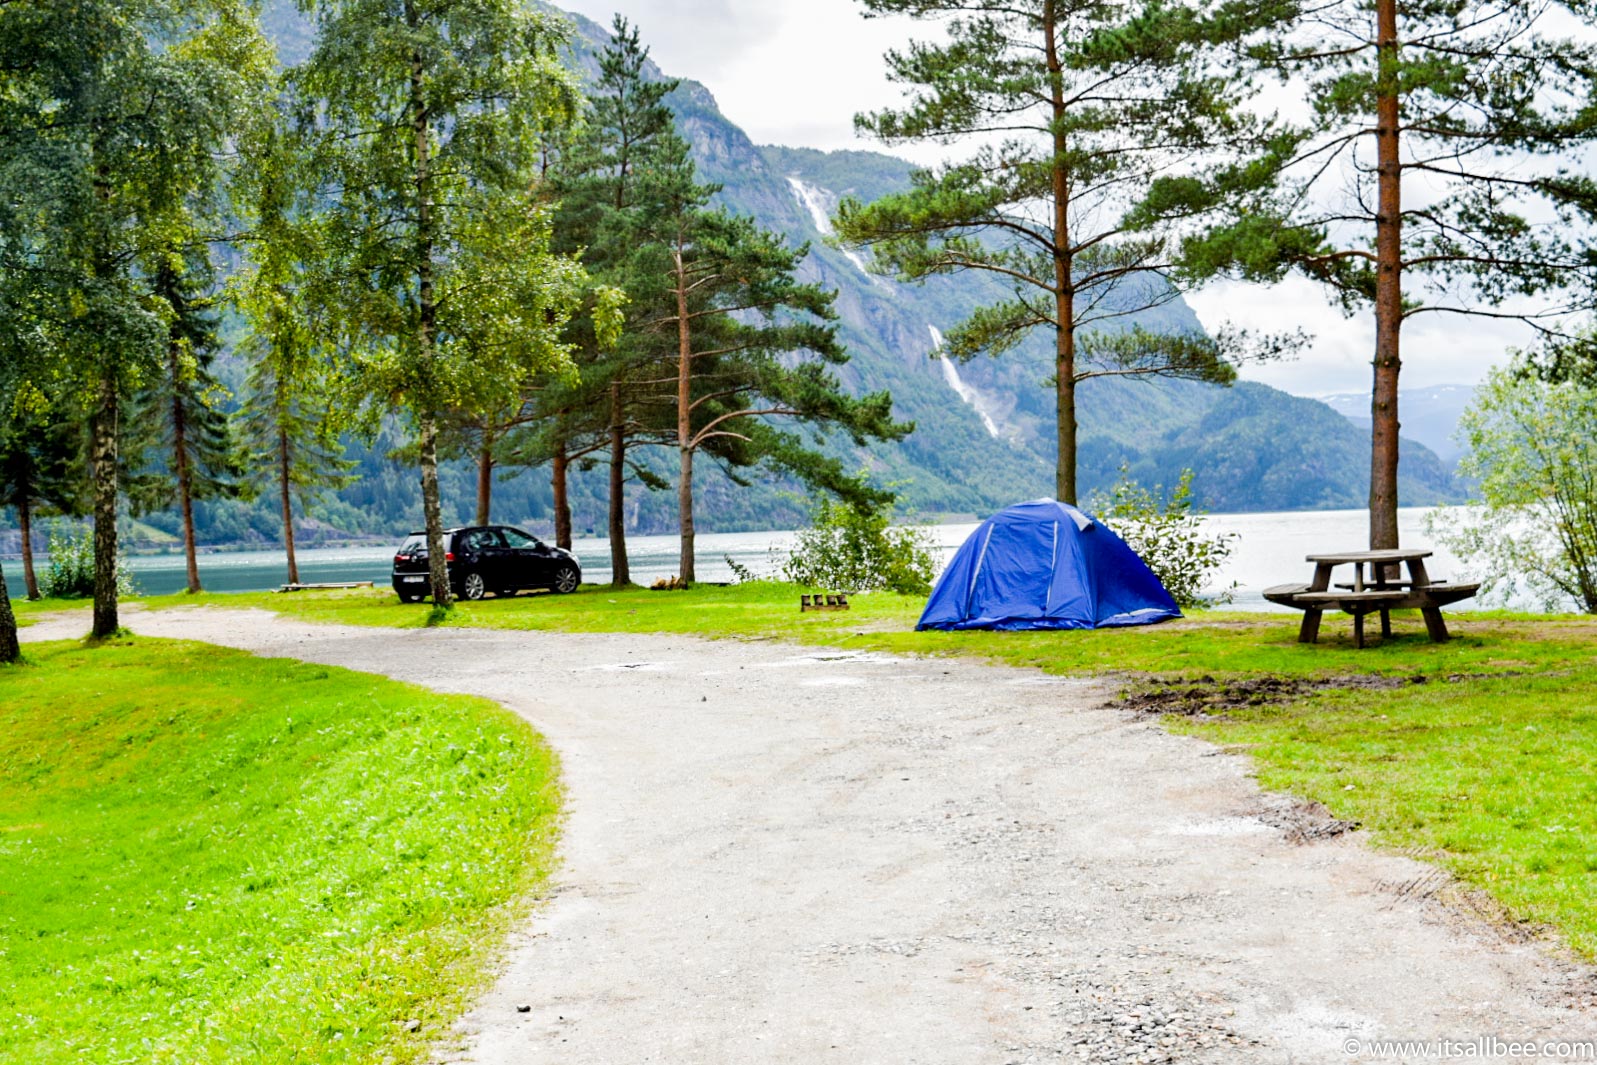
[1262,549,1480,648]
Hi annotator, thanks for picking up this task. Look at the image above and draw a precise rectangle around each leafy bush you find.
[1088,466,1235,608]
[781,497,939,595]
[42,523,135,599]
[1425,359,1597,612]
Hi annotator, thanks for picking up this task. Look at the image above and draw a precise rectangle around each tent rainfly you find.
[917,499,1181,631]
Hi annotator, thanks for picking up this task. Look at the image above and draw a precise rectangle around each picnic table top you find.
[1305,549,1433,564]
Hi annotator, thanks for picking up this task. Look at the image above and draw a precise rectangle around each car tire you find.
[398,592,425,604]
[462,571,487,601]
[551,564,580,595]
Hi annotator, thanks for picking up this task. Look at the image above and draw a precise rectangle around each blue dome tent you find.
[917,499,1181,631]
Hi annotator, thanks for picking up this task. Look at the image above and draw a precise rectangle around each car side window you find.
[501,528,540,550]
[461,529,504,552]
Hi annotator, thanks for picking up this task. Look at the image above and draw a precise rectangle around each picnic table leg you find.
[1298,608,1323,644]
[1353,610,1366,649]
[1421,606,1450,643]
[1380,609,1392,638]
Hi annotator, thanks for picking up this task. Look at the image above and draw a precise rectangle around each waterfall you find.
[785,176,880,284]
[930,326,1000,438]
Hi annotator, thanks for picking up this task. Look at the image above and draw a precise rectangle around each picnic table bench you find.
[1263,550,1479,648]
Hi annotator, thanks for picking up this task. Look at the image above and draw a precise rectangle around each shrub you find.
[1425,359,1597,612]
[1088,466,1234,608]
[42,523,136,599]
[781,496,939,595]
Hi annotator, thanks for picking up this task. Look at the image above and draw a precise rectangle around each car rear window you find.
[399,535,426,554]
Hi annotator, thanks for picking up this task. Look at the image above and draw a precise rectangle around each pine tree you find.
[626,135,909,584]
[836,0,1279,504]
[1184,0,1597,549]
[127,257,244,594]
[534,16,683,580]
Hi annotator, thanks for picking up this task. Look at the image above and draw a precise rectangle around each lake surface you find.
[5,507,1492,610]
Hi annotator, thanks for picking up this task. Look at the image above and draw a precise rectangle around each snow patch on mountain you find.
[785,176,879,284]
[930,325,1000,439]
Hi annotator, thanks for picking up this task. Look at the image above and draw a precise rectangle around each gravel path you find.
[22,608,1597,1063]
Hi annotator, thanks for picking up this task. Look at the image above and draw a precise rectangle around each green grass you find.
[121,581,1597,680]
[1172,673,1597,956]
[20,582,1597,956]
[0,637,560,1065]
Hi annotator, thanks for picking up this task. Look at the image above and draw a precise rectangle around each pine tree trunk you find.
[551,445,572,550]
[475,430,493,526]
[90,371,120,638]
[419,413,450,605]
[678,446,695,585]
[277,426,299,586]
[1044,2,1078,505]
[1370,0,1403,551]
[675,249,696,584]
[0,558,18,665]
[608,383,630,587]
[171,344,202,594]
[19,494,39,601]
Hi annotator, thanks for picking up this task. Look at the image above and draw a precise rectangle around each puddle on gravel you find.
[576,661,675,673]
[758,651,899,668]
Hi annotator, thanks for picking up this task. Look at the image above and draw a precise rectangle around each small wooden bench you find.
[277,581,375,593]
[800,593,850,612]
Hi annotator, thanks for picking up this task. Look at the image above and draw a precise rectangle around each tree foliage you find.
[234,98,360,586]
[625,133,910,581]
[1181,0,1597,548]
[126,256,245,593]
[0,0,270,633]
[1427,356,1597,613]
[782,495,939,595]
[836,0,1279,503]
[292,0,589,606]
[1089,465,1235,608]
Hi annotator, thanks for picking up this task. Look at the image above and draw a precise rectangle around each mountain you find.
[200,2,1465,546]
[1319,385,1475,465]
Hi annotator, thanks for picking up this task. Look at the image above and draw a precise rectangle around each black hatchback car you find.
[391,526,582,602]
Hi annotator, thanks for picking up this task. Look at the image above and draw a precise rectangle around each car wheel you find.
[398,592,424,604]
[551,564,580,595]
[462,571,487,601]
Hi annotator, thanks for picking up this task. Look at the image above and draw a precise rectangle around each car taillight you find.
[445,552,455,562]
[394,554,404,564]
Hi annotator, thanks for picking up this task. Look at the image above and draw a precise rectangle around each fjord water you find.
[10,507,1478,610]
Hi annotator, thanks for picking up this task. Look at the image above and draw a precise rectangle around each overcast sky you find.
[557,0,1532,398]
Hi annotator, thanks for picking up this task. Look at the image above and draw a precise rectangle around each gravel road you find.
[22,608,1597,1063]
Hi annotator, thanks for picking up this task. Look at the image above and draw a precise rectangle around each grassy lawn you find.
[18,583,1597,958]
[0,637,560,1065]
[117,581,1597,679]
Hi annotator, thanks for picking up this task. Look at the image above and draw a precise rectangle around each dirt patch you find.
[1116,669,1537,717]
[1117,674,1419,716]
[1250,795,1361,844]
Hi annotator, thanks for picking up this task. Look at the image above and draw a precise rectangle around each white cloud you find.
[1187,276,1532,396]
[556,1,1540,398]
[555,0,923,153]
